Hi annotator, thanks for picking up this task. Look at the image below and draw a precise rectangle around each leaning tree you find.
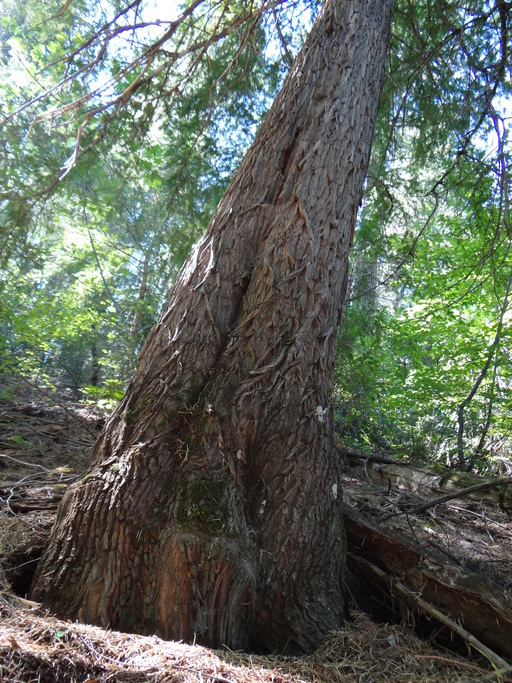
[31,0,395,652]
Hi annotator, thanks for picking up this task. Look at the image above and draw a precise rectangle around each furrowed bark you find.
[31,0,396,653]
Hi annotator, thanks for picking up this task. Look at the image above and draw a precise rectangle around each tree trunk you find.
[90,324,100,387]
[31,0,395,653]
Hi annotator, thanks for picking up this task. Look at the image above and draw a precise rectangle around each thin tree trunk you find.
[90,330,100,387]
[129,252,149,344]
[456,266,512,468]
[121,252,150,382]
[31,0,395,653]
[470,351,498,467]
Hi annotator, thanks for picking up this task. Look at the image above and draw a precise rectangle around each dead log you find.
[352,555,509,670]
[343,503,512,660]
[341,446,403,466]
[342,448,512,509]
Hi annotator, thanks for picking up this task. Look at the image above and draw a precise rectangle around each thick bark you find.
[31,0,395,653]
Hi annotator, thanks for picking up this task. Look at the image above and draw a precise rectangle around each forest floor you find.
[0,388,511,682]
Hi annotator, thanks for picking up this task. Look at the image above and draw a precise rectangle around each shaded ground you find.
[1,389,511,682]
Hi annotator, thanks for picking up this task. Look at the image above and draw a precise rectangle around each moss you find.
[124,394,158,426]
[176,474,230,535]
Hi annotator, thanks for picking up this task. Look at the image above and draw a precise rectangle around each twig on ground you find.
[410,477,512,515]
[462,662,512,682]
[0,454,51,472]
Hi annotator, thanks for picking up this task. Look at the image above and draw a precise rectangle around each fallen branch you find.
[466,663,512,683]
[343,503,512,659]
[351,554,510,670]
[0,454,50,472]
[346,453,512,510]
[19,379,100,439]
[410,477,512,515]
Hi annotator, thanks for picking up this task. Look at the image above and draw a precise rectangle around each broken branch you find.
[352,555,510,670]
[410,477,512,515]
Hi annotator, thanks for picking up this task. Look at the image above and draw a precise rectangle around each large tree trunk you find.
[31,0,395,653]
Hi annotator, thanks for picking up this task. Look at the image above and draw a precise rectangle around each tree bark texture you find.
[31,0,395,653]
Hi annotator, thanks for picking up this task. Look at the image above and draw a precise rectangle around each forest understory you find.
[1,387,512,683]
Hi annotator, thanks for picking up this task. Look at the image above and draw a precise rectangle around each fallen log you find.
[343,503,512,661]
[352,555,509,670]
[342,447,512,509]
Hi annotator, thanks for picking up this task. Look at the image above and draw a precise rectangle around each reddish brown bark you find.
[31,0,395,653]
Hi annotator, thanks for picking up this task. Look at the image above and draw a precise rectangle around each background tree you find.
[335,0,512,469]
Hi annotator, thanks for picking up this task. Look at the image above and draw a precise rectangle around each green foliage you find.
[333,0,512,471]
[0,0,310,400]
